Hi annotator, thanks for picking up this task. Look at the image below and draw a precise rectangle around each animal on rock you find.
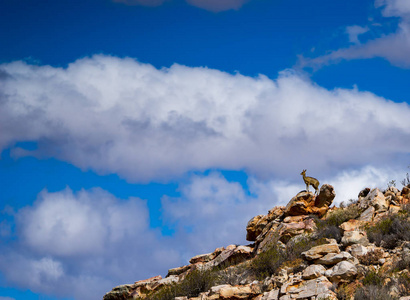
[300,169,320,195]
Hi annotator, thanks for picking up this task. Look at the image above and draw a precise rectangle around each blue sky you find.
[1,0,410,299]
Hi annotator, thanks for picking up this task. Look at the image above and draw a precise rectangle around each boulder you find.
[325,261,357,282]
[341,230,369,246]
[189,247,224,264]
[340,219,363,232]
[347,244,368,257]
[314,251,355,266]
[284,191,329,217]
[246,215,269,241]
[358,206,374,222]
[302,264,326,280]
[203,245,253,270]
[359,188,388,212]
[167,265,191,277]
[260,289,279,300]
[218,283,261,299]
[277,218,316,242]
[402,186,410,198]
[281,276,336,299]
[315,184,336,208]
[302,243,340,260]
[266,206,286,222]
[283,215,309,223]
[358,187,371,199]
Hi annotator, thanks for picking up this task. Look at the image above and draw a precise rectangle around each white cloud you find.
[1,55,410,184]
[346,25,369,44]
[0,188,181,300]
[300,0,410,69]
[376,0,410,17]
[323,165,404,204]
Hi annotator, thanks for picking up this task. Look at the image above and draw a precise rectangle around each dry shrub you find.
[150,269,218,300]
[358,249,384,266]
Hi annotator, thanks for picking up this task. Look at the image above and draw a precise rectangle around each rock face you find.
[103,183,410,300]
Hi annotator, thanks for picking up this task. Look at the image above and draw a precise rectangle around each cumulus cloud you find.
[0,188,181,300]
[113,0,249,12]
[1,55,410,184]
[300,0,410,68]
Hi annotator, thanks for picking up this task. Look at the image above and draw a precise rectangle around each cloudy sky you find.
[1,0,410,299]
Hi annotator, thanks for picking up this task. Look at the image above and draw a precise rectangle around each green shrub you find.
[325,205,361,227]
[335,284,350,300]
[394,251,410,272]
[251,242,285,280]
[314,204,360,242]
[362,270,383,286]
[367,214,410,249]
[251,234,326,280]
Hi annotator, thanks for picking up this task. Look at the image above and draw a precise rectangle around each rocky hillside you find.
[103,183,410,300]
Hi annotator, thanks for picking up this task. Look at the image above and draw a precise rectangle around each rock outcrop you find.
[103,183,410,300]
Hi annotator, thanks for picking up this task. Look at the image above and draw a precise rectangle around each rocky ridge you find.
[103,183,410,300]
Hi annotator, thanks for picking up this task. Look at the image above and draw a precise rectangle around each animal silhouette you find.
[300,169,320,195]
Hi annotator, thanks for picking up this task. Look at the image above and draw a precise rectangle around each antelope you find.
[300,169,320,195]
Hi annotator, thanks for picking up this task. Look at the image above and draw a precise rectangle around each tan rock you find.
[246,215,269,241]
[134,275,162,286]
[167,265,191,276]
[277,218,316,242]
[314,251,355,266]
[272,269,288,288]
[389,205,401,214]
[266,206,285,222]
[260,289,279,300]
[347,244,368,257]
[325,261,357,282]
[302,264,326,279]
[402,186,410,198]
[315,184,336,208]
[358,206,374,222]
[284,191,330,217]
[284,191,315,216]
[283,215,309,223]
[340,219,363,232]
[360,188,388,212]
[189,247,224,264]
[203,245,253,270]
[281,276,335,299]
[302,243,340,260]
[256,226,283,255]
[218,283,261,299]
[341,230,369,246]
